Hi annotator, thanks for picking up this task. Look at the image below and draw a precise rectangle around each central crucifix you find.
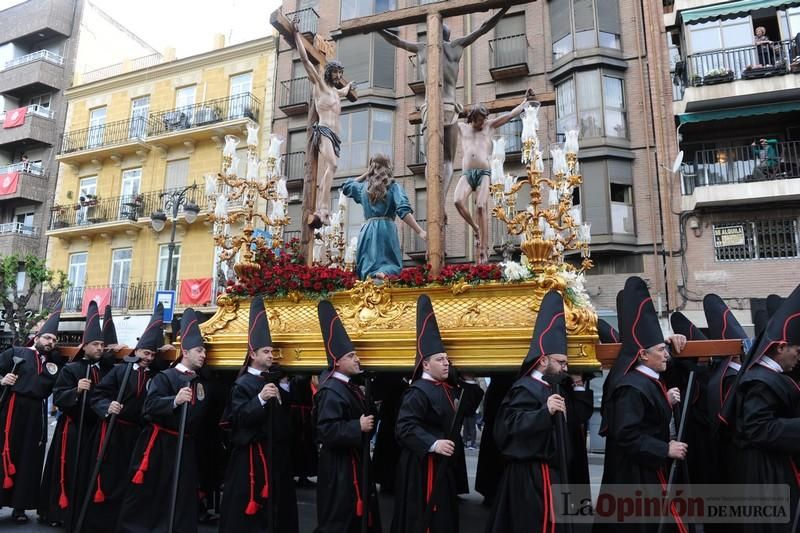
[340,0,535,276]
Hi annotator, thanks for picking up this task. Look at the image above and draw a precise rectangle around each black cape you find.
[475,374,514,504]
[39,359,109,525]
[288,375,318,480]
[485,374,560,533]
[116,367,211,533]
[81,363,153,533]
[313,375,381,533]
[218,371,299,533]
[391,378,459,533]
[0,346,62,510]
[371,374,407,493]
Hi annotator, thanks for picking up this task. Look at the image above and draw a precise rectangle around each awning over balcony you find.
[682,0,800,23]
[678,101,800,124]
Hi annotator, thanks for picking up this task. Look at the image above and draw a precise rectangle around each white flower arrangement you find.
[500,260,530,282]
[499,259,595,311]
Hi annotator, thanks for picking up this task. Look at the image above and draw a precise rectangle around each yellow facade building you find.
[46,36,276,341]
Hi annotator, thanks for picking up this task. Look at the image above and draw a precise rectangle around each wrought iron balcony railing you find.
[285,7,319,36]
[279,77,311,110]
[285,151,305,182]
[60,116,152,154]
[489,34,529,70]
[687,39,798,86]
[148,92,261,137]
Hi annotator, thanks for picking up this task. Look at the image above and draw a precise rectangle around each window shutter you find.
[372,34,396,90]
[549,0,571,42]
[338,35,370,89]
[497,14,525,38]
[574,0,595,32]
[165,159,190,190]
[596,0,621,35]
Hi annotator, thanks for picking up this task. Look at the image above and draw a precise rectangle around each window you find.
[556,70,627,138]
[714,219,800,261]
[787,7,800,36]
[157,243,181,290]
[77,176,97,225]
[129,96,150,139]
[87,106,106,148]
[175,86,196,109]
[229,72,253,119]
[687,17,752,54]
[610,183,634,234]
[336,34,396,91]
[338,109,394,172]
[165,159,190,190]
[341,0,395,21]
[550,0,621,60]
[27,93,51,110]
[67,252,88,312]
[110,248,132,308]
[119,168,141,219]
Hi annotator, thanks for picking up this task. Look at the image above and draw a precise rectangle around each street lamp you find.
[151,183,201,292]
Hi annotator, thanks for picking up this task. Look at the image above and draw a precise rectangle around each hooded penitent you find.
[135,303,165,351]
[37,300,61,338]
[519,290,566,376]
[670,312,708,341]
[240,297,273,375]
[317,300,355,371]
[743,284,800,371]
[73,301,103,361]
[179,307,204,352]
[412,294,446,380]
[102,305,118,346]
[597,318,620,344]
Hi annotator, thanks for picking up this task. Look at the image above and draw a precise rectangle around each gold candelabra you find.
[313,195,357,271]
[491,104,593,273]
[207,123,291,276]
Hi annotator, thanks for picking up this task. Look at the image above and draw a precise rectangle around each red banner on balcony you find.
[180,278,212,306]
[2,107,27,129]
[0,172,19,195]
[82,287,112,316]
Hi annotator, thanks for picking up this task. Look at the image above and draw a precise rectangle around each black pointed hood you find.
[37,300,61,338]
[317,300,355,370]
[520,290,566,376]
[82,301,103,345]
[745,284,800,370]
[767,294,784,319]
[180,308,204,351]
[248,297,273,353]
[615,290,626,343]
[413,295,446,380]
[135,303,164,351]
[597,318,619,344]
[670,312,708,341]
[703,294,747,340]
[609,276,663,384]
[102,305,118,346]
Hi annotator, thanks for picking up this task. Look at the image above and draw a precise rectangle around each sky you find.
[1,0,283,58]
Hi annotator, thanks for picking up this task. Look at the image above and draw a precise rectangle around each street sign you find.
[713,225,745,248]
[154,290,176,322]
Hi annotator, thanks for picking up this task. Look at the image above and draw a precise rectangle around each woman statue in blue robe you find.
[342,154,426,280]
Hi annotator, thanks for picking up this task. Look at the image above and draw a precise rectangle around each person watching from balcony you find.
[751,138,779,180]
[754,26,774,66]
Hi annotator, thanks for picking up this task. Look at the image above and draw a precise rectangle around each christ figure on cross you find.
[378,6,509,218]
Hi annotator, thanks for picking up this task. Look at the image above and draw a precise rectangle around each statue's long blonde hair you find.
[366,154,394,205]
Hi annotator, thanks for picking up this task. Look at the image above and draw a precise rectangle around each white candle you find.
[581,222,592,243]
[337,189,347,209]
[330,211,341,228]
[246,123,259,147]
[215,195,228,218]
[570,206,582,225]
[490,158,504,186]
[492,137,506,162]
[225,154,239,177]
[521,102,541,142]
[565,130,580,155]
[535,154,545,173]
[267,134,284,159]
[503,174,515,194]
[344,237,358,264]
[548,187,559,207]
[223,135,239,157]
[277,178,288,200]
[270,199,285,220]
[313,242,323,263]
[204,173,218,196]
[246,155,259,181]
[551,147,566,174]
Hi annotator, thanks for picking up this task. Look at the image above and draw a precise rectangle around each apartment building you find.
[272,0,677,319]
[46,35,276,340]
[666,0,800,327]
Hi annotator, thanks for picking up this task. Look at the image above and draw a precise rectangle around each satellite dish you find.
[671,151,684,174]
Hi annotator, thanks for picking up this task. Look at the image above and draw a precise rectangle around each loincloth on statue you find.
[420,102,463,133]
[311,122,342,158]
[462,168,491,192]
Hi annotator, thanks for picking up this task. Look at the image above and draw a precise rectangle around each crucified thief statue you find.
[378,6,509,221]
[457,90,534,264]
[293,19,357,229]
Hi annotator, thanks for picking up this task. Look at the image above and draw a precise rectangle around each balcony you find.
[0,50,65,96]
[285,8,319,39]
[61,280,185,314]
[0,162,49,203]
[278,77,311,116]
[0,0,76,44]
[47,186,209,240]
[403,218,426,261]
[285,151,305,189]
[0,106,56,149]
[407,55,424,95]
[488,34,529,81]
[0,222,41,257]
[680,140,800,209]
[57,116,151,167]
[406,134,426,174]
[147,92,261,147]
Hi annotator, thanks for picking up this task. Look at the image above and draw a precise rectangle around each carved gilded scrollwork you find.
[337,280,412,332]
[201,296,241,336]
[456,303,490,328]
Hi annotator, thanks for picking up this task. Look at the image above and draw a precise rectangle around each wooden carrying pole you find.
[595,339,744,368]
[425,13,444,278]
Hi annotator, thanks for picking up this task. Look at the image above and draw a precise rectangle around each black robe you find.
[218,372,298,533]
[39,359,109,525]
[475,374,514,504]
[0,346,61,510]
[485,375,560,533]
[116,367,211,533]
[372,375,406,493]
[81,363,153,533]
[288,375,318,480]
[391,378,459,533]
[313,375,381,533]
[596,369,685,532]
[707,360,739,486]
[732,364,800,533]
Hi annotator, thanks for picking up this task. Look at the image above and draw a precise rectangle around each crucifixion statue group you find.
[275,0,537,278]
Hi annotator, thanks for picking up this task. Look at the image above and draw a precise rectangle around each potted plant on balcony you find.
[80,194,99,207]
[50,205,70,229]
[702,67,734,85]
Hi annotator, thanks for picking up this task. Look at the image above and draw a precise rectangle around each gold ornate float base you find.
[200,279,600,373]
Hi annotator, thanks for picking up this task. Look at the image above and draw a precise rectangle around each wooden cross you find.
[340,0,536,276]
[271,10,357,265]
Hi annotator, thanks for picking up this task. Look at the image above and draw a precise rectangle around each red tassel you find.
[131,470,145,485]
[59,493,68,509]
[93,488,105,503]
[3,476,13,489]
[356,499,364,517]
[245,500,260,515]
[7,463,15,476]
